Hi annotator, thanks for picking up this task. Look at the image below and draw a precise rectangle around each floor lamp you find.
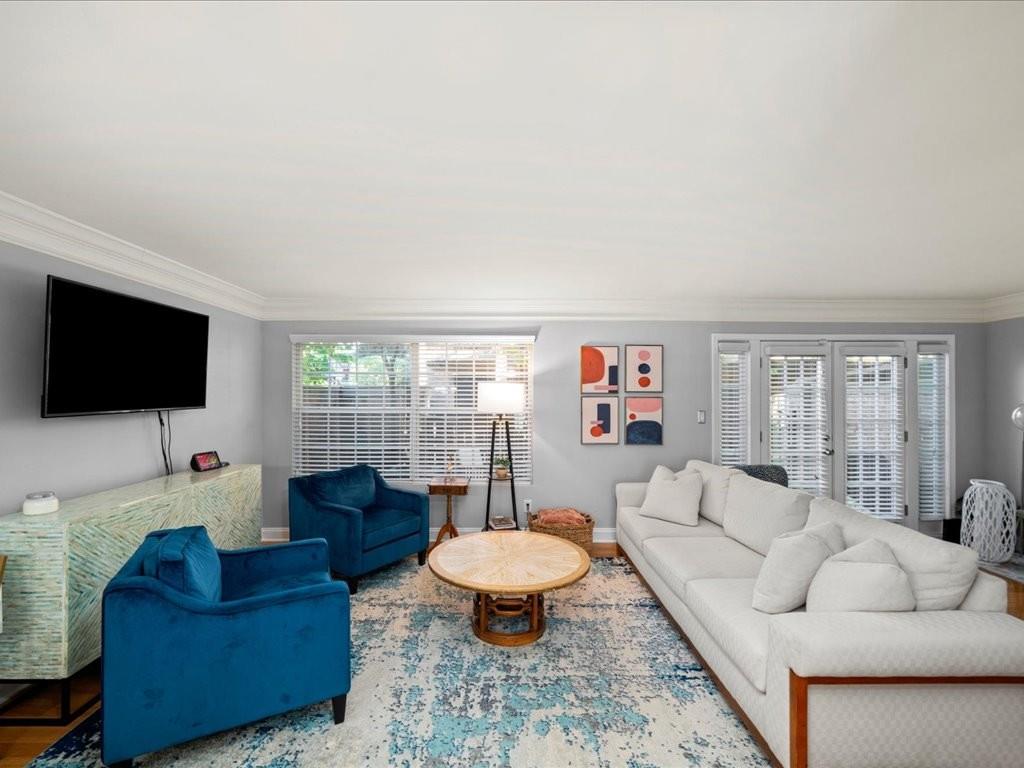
[1013,404,1024,508]
[476,382,525,531]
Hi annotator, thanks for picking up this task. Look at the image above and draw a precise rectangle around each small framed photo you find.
[625,345,663,392]
[625,397,663,445]
[581,345,619,394]
[581,397,619,444]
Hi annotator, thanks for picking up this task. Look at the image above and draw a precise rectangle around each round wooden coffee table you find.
[428,530,590,646]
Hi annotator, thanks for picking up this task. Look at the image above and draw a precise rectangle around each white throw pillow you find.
[806,538,916,612]
[639,470,702,526]
[752,522,845,614]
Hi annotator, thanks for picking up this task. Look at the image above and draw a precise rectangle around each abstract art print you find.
[581,397,619,444]
[625,397,663,445]
[581,345,619,393]
[625,345,663,392]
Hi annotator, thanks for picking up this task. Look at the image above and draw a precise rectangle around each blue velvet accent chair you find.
[101,526,350,768]
[289,464,430,593]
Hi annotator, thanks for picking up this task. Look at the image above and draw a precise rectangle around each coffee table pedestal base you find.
[472,592,545,646]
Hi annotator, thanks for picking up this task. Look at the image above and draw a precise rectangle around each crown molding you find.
[982,291,1024,323]
[1,190,1020,324]
[0,191,264,318]
[261,296,987,324]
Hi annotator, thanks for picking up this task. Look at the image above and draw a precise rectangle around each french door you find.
[758,342,909,523]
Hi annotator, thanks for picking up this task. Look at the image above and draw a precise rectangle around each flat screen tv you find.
[42,276,210,417]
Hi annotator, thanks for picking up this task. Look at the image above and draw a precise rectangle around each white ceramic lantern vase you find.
[961,479,1017,564]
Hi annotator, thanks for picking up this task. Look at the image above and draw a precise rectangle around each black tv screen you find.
[42,276,209,417]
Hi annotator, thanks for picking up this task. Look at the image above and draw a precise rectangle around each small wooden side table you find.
[428,476,469,550]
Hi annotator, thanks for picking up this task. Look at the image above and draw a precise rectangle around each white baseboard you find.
[263,526,616,544]
[262,527,289,542]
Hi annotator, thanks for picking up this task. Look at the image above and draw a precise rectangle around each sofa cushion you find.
[808,497,978,610]
[308,464,377,509]
[723,474,812,555]
[806,539,916,612]
[685,460,743,525]
[618,507,726,548]
[685,578,771,692]
[643,537,764,603]
[363,505,421,550]
[143,526,222,602]
[752,522,845,614]
[640,471,702,526]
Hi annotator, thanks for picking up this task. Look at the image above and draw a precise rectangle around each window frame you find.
[291,334,535,485]
[711,333,956,527]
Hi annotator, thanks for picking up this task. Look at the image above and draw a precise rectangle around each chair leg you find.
[332,693,347,724]
[346,577,358,595]
[418,548,427,566]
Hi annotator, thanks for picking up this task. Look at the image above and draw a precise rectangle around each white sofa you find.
[616,460,1024,768]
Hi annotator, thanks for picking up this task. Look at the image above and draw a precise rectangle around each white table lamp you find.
[476,382,525,417]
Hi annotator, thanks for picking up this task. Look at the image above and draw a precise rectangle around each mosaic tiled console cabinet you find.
[0,464,261,680]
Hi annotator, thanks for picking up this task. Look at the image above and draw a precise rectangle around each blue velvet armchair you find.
[102,526,350,768]
[289,464,429,593]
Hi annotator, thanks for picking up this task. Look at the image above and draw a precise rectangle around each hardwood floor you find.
[0,666,100,768]
[2,542,1020,768]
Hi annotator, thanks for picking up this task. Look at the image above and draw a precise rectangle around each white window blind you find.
[414,340,532,482]
[717,342,750,465]
[766,352,831,497]
[292,338,533,483]
[917,347,949,518]
[843,353,905,520]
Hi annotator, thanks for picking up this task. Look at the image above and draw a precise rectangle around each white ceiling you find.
[1,1,1023,315]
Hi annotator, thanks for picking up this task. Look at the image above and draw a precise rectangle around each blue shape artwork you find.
[607,365,618,387]
[626,420,662,445]
[596,402,611,433]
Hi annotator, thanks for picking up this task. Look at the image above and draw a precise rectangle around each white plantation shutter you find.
[292,337,533,482]
[765,348,831,497]
[716,341,750,465]
[843,350,906,520]
[415,340,533,482]
[917,345,949,518]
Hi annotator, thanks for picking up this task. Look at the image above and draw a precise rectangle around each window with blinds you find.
[843,354,905,520]
[766,352,831,497]
[716,343,750,465]
[918,348,949,518]
[292,338,533,483]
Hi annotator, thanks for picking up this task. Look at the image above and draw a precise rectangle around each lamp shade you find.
[476,382,524,414]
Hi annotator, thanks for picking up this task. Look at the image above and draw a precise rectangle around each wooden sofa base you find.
[788,671,1024,768]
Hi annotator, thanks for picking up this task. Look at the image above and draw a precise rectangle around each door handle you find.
[822,448,835,456]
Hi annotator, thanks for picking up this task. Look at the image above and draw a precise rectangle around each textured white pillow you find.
[806,538,916,612]
[640,470,702,526]
[752,522,845,614]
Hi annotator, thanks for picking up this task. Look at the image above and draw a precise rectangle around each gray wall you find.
[262,319,987,531]
[0,242,263,515]
[985,317,1024,504]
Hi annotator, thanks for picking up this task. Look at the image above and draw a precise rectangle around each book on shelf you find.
[489,516,517,530]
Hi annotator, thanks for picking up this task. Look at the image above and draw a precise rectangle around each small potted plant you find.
[493,457,511,479]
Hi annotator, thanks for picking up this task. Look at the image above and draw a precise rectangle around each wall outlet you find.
[696,409,707,424]
[524,499,533,515]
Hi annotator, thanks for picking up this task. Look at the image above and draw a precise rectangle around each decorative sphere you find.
[1013,404,1024,431]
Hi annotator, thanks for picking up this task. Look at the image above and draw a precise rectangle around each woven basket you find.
[528,508,594,555]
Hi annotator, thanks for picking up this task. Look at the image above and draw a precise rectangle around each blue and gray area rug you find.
[32,557,768,767]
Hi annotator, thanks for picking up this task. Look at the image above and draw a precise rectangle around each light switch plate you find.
[696,409,706,424]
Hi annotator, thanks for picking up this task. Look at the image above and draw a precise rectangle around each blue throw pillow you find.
[142,526,222,602]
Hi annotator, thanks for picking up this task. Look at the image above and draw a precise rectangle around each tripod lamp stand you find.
[476,382,525,531]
